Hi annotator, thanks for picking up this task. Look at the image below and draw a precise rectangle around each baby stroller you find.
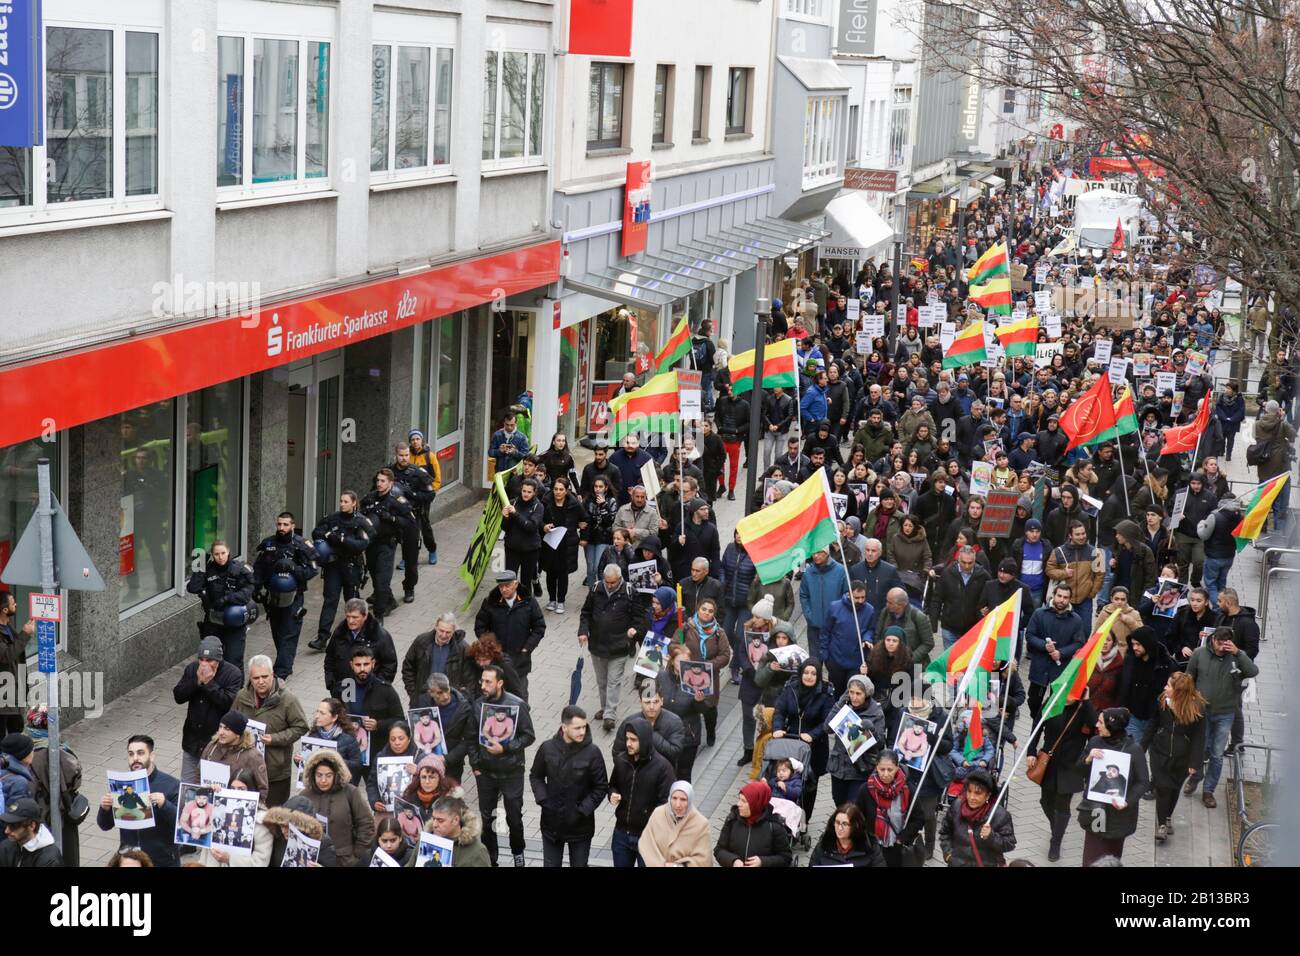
[759,737,813,856]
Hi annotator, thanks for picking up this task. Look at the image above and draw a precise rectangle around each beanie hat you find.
[220,711,249,737]
[882,625,906,642]
[847,674,875,698]
[752,594,776,622]
[0,733,34,761]
[999,557,1019,574]
[1025,518,1042,531]
[408,429,425,440]
[198,637,224,661]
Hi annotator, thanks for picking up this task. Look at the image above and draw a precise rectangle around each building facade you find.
[0,0,562,706]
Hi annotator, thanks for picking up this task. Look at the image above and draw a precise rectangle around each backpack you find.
[1245,439,1272,467]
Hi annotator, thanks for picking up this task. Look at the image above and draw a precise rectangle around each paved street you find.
[64,375,1294,867]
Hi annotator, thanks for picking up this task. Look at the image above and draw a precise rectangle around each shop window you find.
[119,400,176,613]
[593,306,659,383]
[482,49,546,167]
[216,34,332,194]
[185,382,244,561]
[1,24,161,222]
[0,438,61,651]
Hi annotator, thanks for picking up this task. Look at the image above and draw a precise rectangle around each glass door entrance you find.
[285,353,343,533]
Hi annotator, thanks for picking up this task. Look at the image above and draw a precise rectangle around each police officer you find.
[406,429,441,565]
[389,442,436,603]
[252,511,319,680]
[361,468,415,620]
[185,540,256,674]
[308,491,374,652]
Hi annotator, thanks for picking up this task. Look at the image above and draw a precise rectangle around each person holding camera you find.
[186,540,256,673]
[361,468,415,620]
[308,491,374,652]
[253,511,319,681]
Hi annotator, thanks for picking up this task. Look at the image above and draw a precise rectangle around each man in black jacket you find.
[712,382,750,501]
[607,717,673,868]
[761,387,795,471]
[252,511,319,681]
[389,442,437,604]
[334,646,405,785]
[474,572,546,701]
[360,469,415,618]
[185,541,256,674]
[0,799,62,867]
[611,686,686,769]
[322,599,399,693]
[402,613,471,704]
[469,665,536,867]
[172,637,242,784]
[578,565,649,733]
[529,705,609,868]
[96,734,180,866]
[579,440,623,500]
[934,547,992,649]
[678,558,724,618]
[308,491,374,651]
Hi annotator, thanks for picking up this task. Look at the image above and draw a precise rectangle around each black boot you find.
[736,749,753,767]
[1048,808,1070,861]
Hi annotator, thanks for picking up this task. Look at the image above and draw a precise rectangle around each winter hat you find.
[408,429,425,440]
[773,480,796,496]
[998,557,1019,575]
[653,586,677,614]
[198,637,224,661]
[283,794,315,816]
[1017,494,1033,512]
[1101,707,1132,738]
[1024,518,1043,532]
[752,595,776,622]
[685,497,708,517]
[416,754,447,778]
[220,711,249,737]
[0,733,33,761]
[771,621,797,643]
[847,674,875,698]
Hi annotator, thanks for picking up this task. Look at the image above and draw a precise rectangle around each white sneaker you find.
[555,602,565,614]
[545,600,556,611]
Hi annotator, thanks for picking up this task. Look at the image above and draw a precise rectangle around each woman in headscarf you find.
[1085,629,1126,713]
[679,597,731,748]
[938,769,1016,867]
[713,779,792,868]
[1142,672,1206,846]
[825,674,887,807]
[808,802,885,867]
[1076,707,1150,866]
[866,627,914,736]
[735,597,777,769]
[772,659,836,818]
[638,780,713,867]
[860,751,912,867]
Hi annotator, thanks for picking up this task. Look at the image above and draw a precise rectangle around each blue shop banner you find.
[0,0,44,148]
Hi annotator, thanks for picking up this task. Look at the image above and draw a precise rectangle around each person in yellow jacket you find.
[407,429,441,565]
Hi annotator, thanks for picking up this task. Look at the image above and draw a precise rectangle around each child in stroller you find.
[760,738,813,850]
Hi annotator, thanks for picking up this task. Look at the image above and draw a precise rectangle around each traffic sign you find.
[30,593,61,622]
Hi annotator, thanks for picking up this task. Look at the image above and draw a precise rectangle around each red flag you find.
[1160,396,1212,456]
[1060,376,1119,451]
[1109,218,1125,255]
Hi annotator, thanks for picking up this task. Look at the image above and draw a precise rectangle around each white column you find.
[333,0,372,279]
[167,2,217,286]
[530,302,563,444]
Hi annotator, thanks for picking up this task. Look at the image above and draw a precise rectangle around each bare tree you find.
[920,0,1300,388]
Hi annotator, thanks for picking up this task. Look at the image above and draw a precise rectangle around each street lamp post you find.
[744,256,775,515]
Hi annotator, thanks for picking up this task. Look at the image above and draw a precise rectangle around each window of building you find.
[0,438,63,650]
[216,34,331,194]
[847,104,860,163]
[119,400,177,613]
[370,43,454,179]
[784,0,827,20]
[653,64,674,144]
[726,68,752,135]
[1003,87,1017,114]
[692,65,711,141]
[890,86,912,168]
[588,62,626,150]
[802,95,843,188]
[0,24,160,223]
[185,382,245,560]
[483,49,546,167]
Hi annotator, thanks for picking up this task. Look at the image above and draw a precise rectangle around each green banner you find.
[458,462,519,610]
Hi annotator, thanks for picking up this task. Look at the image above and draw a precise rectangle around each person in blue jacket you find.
[96,735,180,867]
[800,369,829,432]
[798,549,844,652]
[818,583,876,699]
[490,411,530,475]
[1025,583,1087,727]
[772,660,836,819]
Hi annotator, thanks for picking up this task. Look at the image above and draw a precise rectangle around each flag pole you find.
[990,590,1021,773]
[838,547,868,669]
[991,678,1070,817]
[1115,437,1131,514]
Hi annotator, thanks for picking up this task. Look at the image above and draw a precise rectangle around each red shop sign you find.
[0,241,561,449]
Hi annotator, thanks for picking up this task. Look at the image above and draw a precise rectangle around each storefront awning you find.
[564,269,690,309]
[819,191,894,261]
[635,251,734,283]
[958,183,982,204]
[981,174,1006,191]
[777,56,851,92]
[907,175,960,201]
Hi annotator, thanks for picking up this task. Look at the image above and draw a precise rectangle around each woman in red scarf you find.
[938,769,1017,867]
[860,752,912,867]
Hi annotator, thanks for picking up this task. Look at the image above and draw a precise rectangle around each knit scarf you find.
[908,700,933,721]
[959,794,993,826]
[866,773,911,844]
[691,613,718,658]
[1099,642,1121,671]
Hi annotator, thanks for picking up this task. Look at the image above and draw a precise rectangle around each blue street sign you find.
[0,0,45,148]
[36,619,56,673]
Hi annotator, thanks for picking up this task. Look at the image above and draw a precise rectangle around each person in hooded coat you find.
[714,779,792,867]
[663,498,720,584]
[825,675,888,806]
[608,716,675,867]
[1076,707,1150,866]
[639,780,713,867]
[1116,626,1173,744]
[300,748,375,867]
[264,795,338,867]
[938,769,1016,867]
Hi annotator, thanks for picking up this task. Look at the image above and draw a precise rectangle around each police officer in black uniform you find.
[389,442,436,604]
[252,511,319,680]
[361,468,415,620]
[308,491,375,652]
[186,540,256,674]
